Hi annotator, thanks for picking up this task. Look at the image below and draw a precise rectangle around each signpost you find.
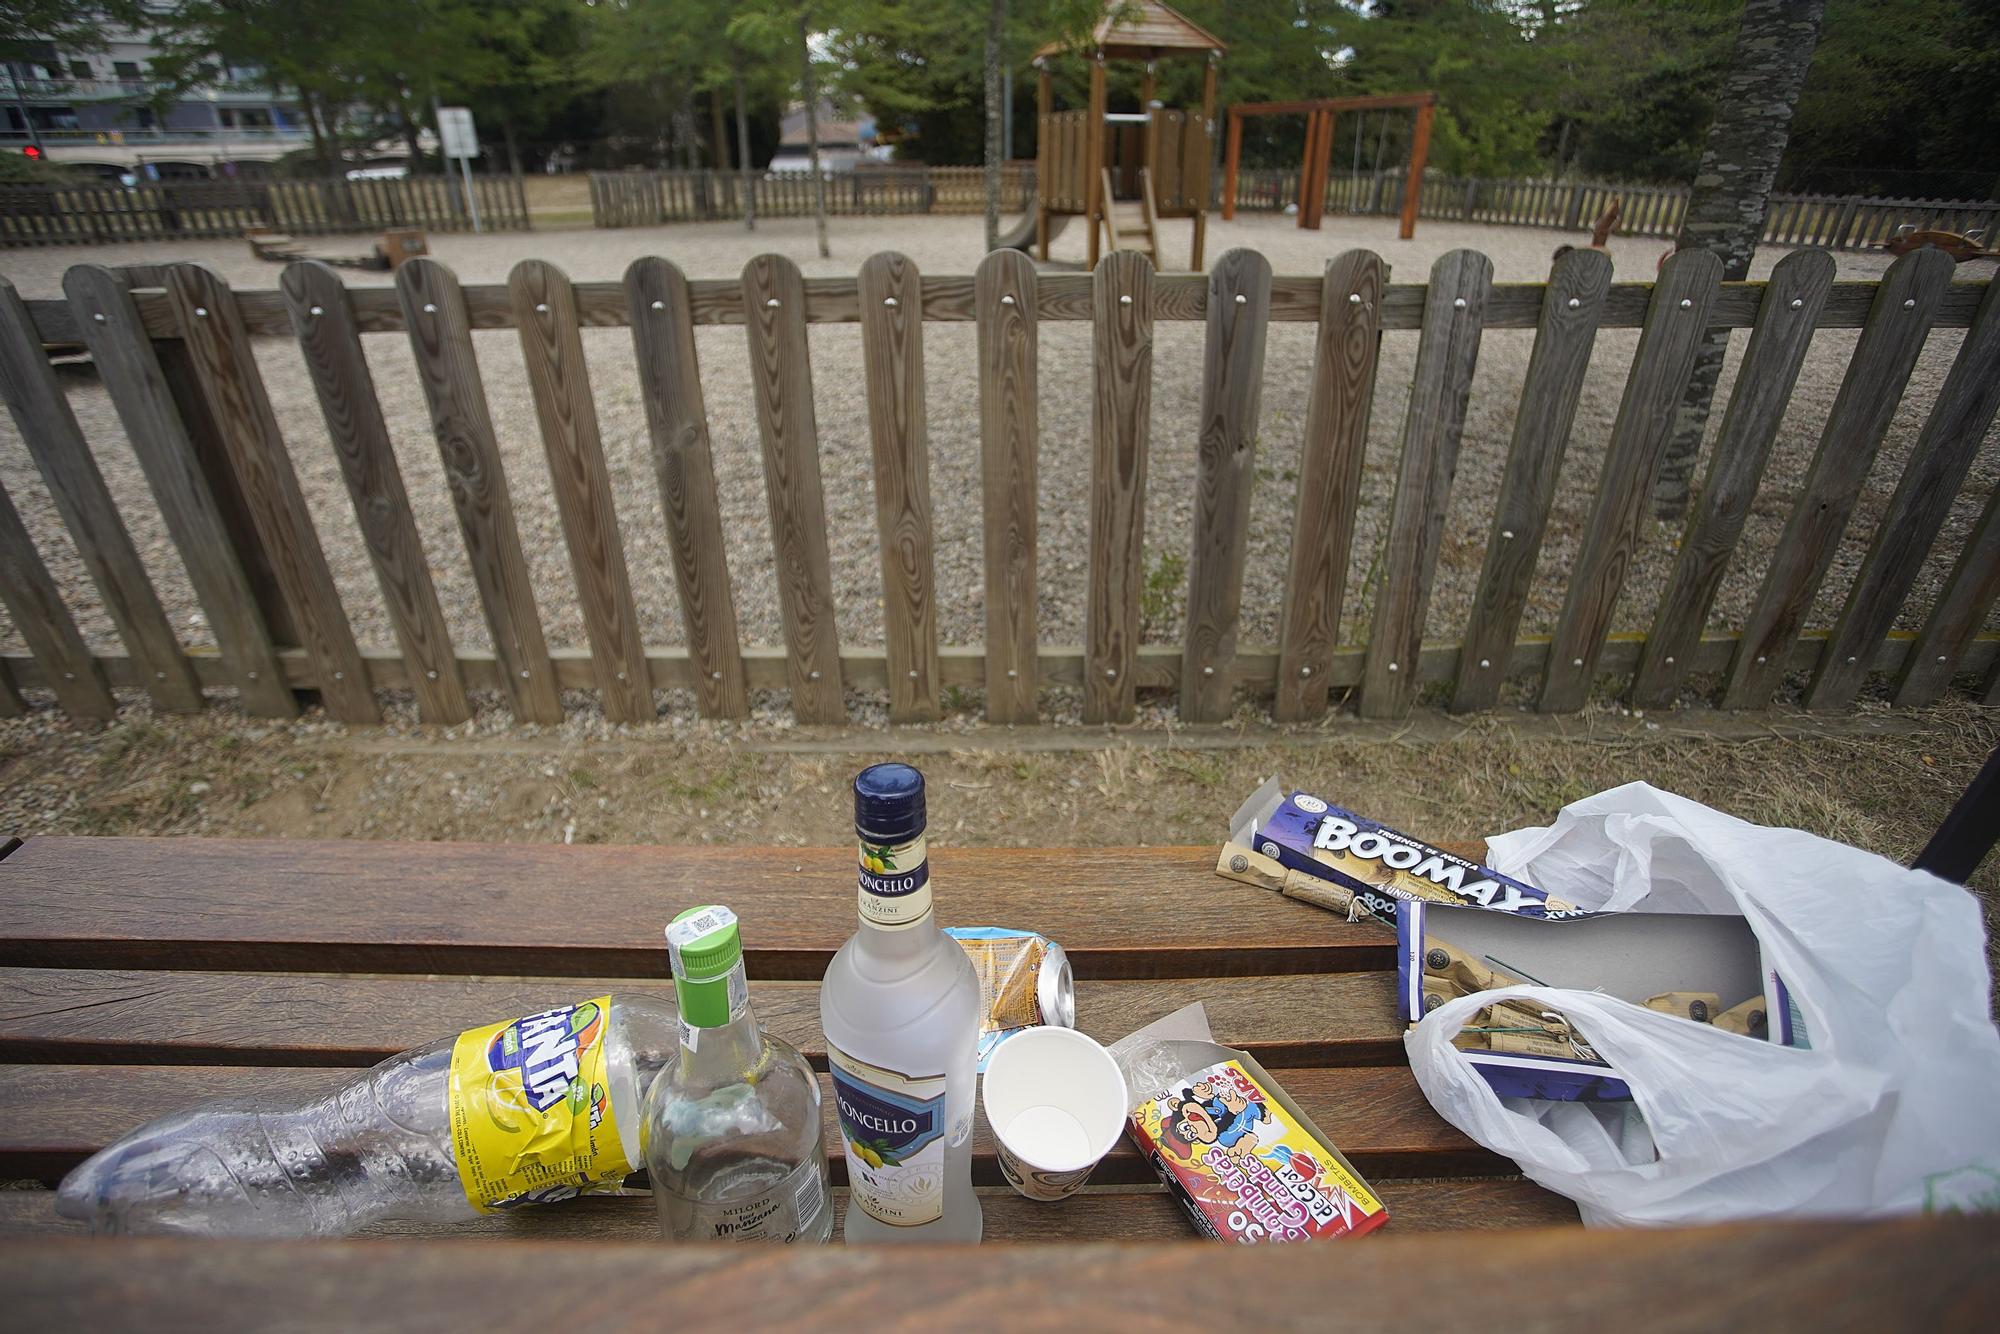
[437,105,482,233]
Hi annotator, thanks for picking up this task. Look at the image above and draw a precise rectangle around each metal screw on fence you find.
[1903,298,1916,309]
[194,307,208,317]
[1385,663,1396,673]
[1453,297,1466,309]
[93,312,105,322]
[651,301,664,311]
[1501,529,1514,540]
[1479,658,1491,669]
[1349,293,1362,305]
[1120,294,1132,305]
[309,305,323,317]
[1105,668,1117,679]
[1573,658,1584,668]
[1790,298,1804,310]
[1001,295,1015,306]
[1679,298,1692,309]
[534,303,548,313]
[809,670,821,680]
[1567,297,1580,309]
[423,303,437,313]
[883,297,897,307]
[1006,668,1018,678]
[766,298,780,308]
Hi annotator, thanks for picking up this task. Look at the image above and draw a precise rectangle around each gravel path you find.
[2,212,1994,708]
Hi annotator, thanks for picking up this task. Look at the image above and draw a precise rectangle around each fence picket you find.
[167,262,380,723]
[509,260,654,723]
[1894,483,2000,708]
[281,261,471,725]
[1085,251,1154,725]
[976,250,1040,723]
[624,257,748,720]
[0,276,201,713]
[858,252,942,723]
[1631,249,1835,707]
[61,265,296,717]
[1274,250,1385,722]
[0,478,116,722]
[742,254,846,723]
[1538,249,1722,712]
[1452,247,1612,712]
[1181,249,1273,722]
[1358,249,1490,719]
[396,259,562,724]
[1805,279,2000,709]
[1721,247,1956,708]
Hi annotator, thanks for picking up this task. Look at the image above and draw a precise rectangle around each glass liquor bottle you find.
[820,763,983,1242]
[644,905,832,1243]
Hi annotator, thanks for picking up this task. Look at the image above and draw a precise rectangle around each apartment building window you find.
[113,61,140,83]
[70,61,91,81]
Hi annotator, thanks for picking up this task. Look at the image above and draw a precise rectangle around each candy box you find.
[1226,779,1585,924]
[1110,1004,1387,1243]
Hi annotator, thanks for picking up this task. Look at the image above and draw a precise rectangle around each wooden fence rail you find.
[590,165,1037,228]
[0,174,532,247]
[1228,168,2000,251]
[1,248,1995,729]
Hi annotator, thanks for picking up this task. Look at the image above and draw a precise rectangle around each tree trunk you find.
[400,102,424,176]
[499,102,523,179]
[800,14,830,259]
[710,87,728,170]
[734,64,756,232]
[299,85,330,172]
[1654,0,1828,520]
[983,0,1004,250]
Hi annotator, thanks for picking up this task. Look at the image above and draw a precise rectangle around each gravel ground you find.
[1,212,1994,711]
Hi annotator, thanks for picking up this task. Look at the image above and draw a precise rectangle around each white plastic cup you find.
[980,1026,1128,1201]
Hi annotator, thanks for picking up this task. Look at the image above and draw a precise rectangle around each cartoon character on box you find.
[1163,1073,1271,1161]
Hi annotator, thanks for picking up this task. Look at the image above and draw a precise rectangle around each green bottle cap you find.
[666,905,744,1029]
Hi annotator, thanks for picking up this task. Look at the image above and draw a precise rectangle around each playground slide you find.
[996,201,1067,251]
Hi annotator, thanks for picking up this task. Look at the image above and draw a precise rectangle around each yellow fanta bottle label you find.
[448,996,631,1212]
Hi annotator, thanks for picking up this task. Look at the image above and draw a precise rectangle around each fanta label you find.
[447,997,631,1212]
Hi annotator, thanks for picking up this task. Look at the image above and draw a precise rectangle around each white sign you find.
[437,106,479,159]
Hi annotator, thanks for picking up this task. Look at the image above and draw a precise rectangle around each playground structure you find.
[1032,0,1224,271]
[1222,93,1437,239]
[245,225,430,271]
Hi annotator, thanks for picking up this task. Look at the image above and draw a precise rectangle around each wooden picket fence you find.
[0,174,533,247]
[1,247,1996,729]
[1229,168,2000,251]
[590,165,1038,228]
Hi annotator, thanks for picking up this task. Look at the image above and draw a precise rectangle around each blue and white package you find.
[1229,779,1587,925]
[1395,897,1802,1102]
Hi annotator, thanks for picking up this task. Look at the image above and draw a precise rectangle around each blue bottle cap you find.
[854,763,925,841]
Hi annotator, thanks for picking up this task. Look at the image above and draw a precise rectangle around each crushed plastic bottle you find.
[56,993,682,1237]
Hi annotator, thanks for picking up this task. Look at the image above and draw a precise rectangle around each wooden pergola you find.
[1222,92,1438,239]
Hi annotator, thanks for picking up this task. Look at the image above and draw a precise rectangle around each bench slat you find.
[0,840,1395,979]
[4,1218,1991,1325]
[0,1062,1508,1185]
[0,967,1405,1069]
[0,1179,1576,1239]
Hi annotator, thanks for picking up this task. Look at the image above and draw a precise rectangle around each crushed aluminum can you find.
[944,926,1074,1070]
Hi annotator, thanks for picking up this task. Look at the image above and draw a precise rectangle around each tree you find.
[1654,0,1828,520]
[983,0,1003,250]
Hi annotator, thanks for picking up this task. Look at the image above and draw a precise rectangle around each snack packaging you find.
[1109,1003,1387,1243]
[943,926,1075,1071]
[1224,779,1583,924]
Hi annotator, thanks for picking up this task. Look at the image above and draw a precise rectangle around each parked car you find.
[345,161,408,181]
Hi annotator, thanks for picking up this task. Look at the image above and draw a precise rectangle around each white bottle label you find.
[857,833,931,930]
[674,1157,827,1242]
[828,1045,946,1227]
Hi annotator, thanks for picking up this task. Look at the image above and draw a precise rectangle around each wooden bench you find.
[0,835,1991,1323]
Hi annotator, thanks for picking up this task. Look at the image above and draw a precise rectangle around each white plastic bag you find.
[1404,781,2000,1226]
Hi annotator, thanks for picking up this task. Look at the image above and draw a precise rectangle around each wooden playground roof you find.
[1033,0,1227,62]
